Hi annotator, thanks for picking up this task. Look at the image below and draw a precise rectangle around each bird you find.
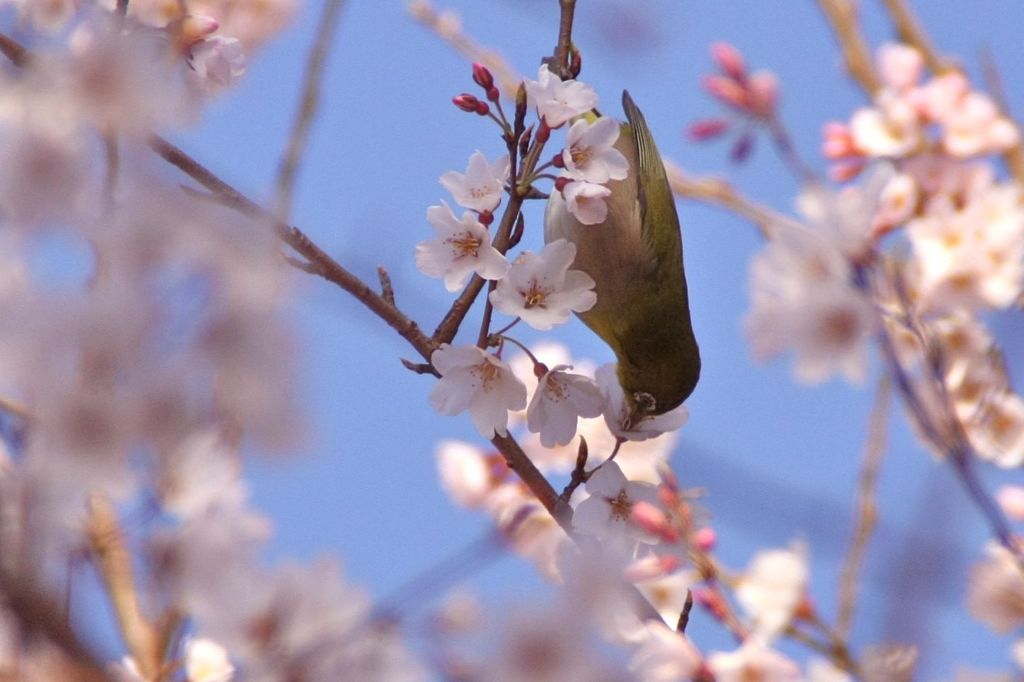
[544,90,700,428]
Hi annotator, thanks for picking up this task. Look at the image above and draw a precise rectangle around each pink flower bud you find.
[474,101,490,116]
[486,86,500,103]
[702,75,747,110]
[822,121,856,158]
[686,118,730,141]
[452,93,480,112]
[710,42,746,81]
[829,160,865,182]
[694,527,716,552]
[631,501,676,541]
[552,152,565,168]
[747,70,779,119]
[472,62,494,90]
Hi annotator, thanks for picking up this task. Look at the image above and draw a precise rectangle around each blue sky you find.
[168,0,1024,676]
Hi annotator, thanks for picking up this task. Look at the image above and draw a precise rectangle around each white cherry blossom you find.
[572,460,661,550]
[524,64,598,128]
[489,239,596,330]
[527,364,604,447]
[416,202,509,292]
[440,150,509,213]
[596,363,689,442]
[562,180,611,225]
[708,642,802,682]
[429,344,527,438]
[562,116,629,184]
[627,621,702,682]
[184,637,235,682]
[735,542,809,640]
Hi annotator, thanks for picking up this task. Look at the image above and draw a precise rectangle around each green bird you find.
[545,91,700,427]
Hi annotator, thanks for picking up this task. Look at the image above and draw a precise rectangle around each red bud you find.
[554,176,570,193]
[686,118,730,141]
[472,62,494,90]
[453,93,479,112]
[478,210,494,226]
[552,152,565,168]
[710,42,746,81]
[474,101,490,116]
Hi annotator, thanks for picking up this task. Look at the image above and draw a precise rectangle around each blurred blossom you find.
[708,641,802,681]
[967,543,1024,633]
[996,486,1024,522]
[184,637,235,682]
[627,621,702,681]
[435,439,494,508]
[807,658,854,681]
[187,36,247,93]
[735,542,809,640]
[634,569,692,628]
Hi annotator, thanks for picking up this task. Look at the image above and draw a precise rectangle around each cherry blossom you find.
[435,439,494,507]
[627,621,702,681]
[561,179,612,225]
[524,64,598,128]
[429,344,527,438]
[708,642,802,682]
[596,363,689,442]
[735,542,809,640]
[184,637,235,682]
[967,543,1024,633]
[572,460,662,550]
[562,116,629,184]
[440,150,509,213]
[526,364,604,447]
[489,239,597,330]
[188,36,247,93]
[415,202,509,292]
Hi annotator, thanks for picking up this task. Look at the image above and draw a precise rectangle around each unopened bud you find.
[478,210,494,227]
[453,93,480,112]
[747,71,779,119]
[552,152,565,168]
[486,86,500,103]
[475,101,490,116]
[710,42,746,81]
[730,132,754,163]
[536,120,551,143]
[694,527,716,552]
[631,501,676,542]
[702,75,747,110]
[472,62,494,90]
[554,176,571,193]
[686,118,730,141]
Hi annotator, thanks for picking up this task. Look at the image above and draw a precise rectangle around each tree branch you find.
[815,0,881,95]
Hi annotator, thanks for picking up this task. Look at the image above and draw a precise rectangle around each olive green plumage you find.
[545,91,700,424]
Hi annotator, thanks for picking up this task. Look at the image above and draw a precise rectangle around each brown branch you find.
[550,0,577,79]
[274,0,347,221]
[836,375,890,639]
[85,495,162,680]
[815,0,882,95]
[0,571,108,681]
[148,134,436,361]
[0,34,29,67]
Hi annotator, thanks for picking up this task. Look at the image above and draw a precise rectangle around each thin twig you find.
[407,0,523,96]
[377,266,396,306]
[836,375,890,638]
[815,0,882,95]
[274,0,347,221]
[664,161,796,238]
[85,495,162,680]
[879,0,951,74]
[550,0,577,79]
[0,33,29,67]
[0,571,109,682]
